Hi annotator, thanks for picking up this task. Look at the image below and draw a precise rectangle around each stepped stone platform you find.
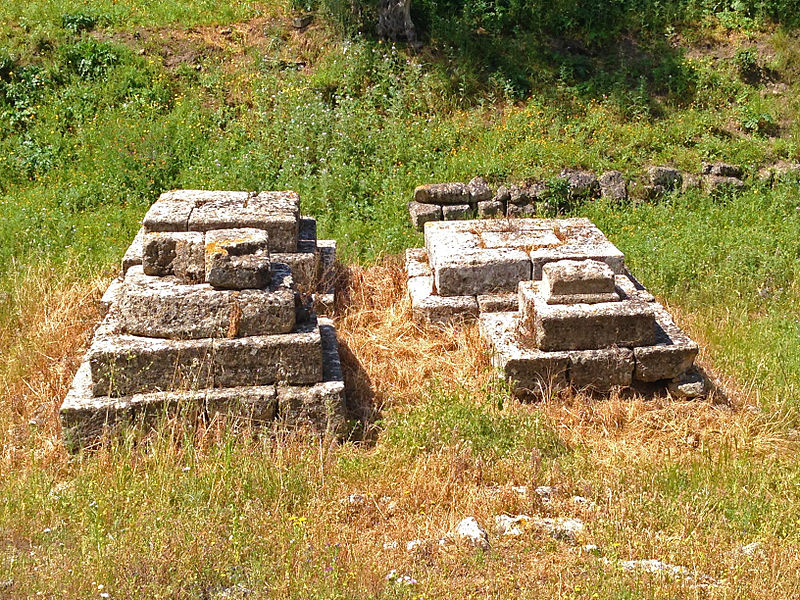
[62,190,346,447]
[405,217,702,396]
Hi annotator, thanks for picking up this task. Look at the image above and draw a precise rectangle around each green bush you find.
[62,40,119,80]
[61,12,98,34]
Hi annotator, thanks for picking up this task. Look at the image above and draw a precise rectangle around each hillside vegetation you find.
[2,1,800,598]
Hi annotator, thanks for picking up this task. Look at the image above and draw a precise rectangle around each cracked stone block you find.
[647,166,682,190]
[408,275,478,324]
[569,347,634,390]
[480,312,569,395]
[88,311,323,397]
[205,228,271,290]
[405,248,432,278]
[477,293,518,313]
[559,168,599,198]
[442,204,475,220]
[172,232,205,283]
[518,281,656,351]
[409,201,442,230]
[468,176,492,202]
[542,260,618,304]
[598,170,627,201]
[142,194,195,232]
[117,265,296,340]
[477,199,505,218]
[122,228,144,274]
[413,182,470,205]
[633,303,699,382]
[188,191,300,252]
[272,249,318,292]
[142,231,201,277]
[316,240,337,294]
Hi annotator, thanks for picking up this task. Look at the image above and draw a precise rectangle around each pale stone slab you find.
[569,347,634,390]
[542,259,617,302]
[142,195,194,232]
[100,277,125,312]
[633,304,699,382]
[414,182,470,205]
[408,275,479,324]
[409,201,442,230]
[518,281,656,351]
[434,248,531,296]
[442,204,474,220]
[480,312,569,395]
[405,248,432,279]
[89,311,323,397]
[117,266,296,339]
[205,228,271,290]
[188,191,300,252]
[477,292,518,313]
[615,271,656,303]
[122,227,145,274]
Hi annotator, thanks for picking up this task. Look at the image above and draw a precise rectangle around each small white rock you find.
[455,517,490,550]
[511,485,528,497]
[740,541,763,557]
[406,539,423,552]
[494,514,530,536]
[583,544,600,553]
[535,486,555,502]
[383,541,399,550]
[340,493,366,506]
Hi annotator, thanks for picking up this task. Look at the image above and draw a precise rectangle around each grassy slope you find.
[2,1,800,597]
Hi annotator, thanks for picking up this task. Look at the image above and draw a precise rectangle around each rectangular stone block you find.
[188,191,300,253]
[479,312,569,396]
[172,232,205,283]
[317,240,337,294]
[118,266,296,339]
[142,231,201,276]
[89,311,323,397]
[414,182,470,205]
[633,304,699,382]
[405,248,432,278]
[434,248,531,296]
[568,347,634,390]
[408,275,479,324]
[122,228,144,274]
[100,277,125,312]
[615,271,655,303]
[409,201,442,231]
[205,228,271,290]
[543,259,616,298]
[299,216,317,243]
[477,199,505,218]
[272,249,318,293]
[477,293,518,313]
[142,193,195,232]
[442,204,475,220]
[518,281,656,351]
[205,386,277,424]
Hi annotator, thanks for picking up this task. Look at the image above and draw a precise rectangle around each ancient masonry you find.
[405,218,703,397]
[61,190,346,446]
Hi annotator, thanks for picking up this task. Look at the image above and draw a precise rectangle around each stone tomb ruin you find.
[61,190,346,446]
[405,218,703,396]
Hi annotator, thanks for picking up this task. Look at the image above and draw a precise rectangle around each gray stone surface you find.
[633,303,698,382]
[316,240,337,295]
[188,191,300,253]
[542,260,616,300]
[668,368,707,398]
[299,216,317,243]
[647,166,682,190]
[681,173,702,193]
[413,182,470,205]
[100,277,124,312]
[89,311,323,397]
[477,293,518,313]
[477,199,505,218]
[122,228,144,274]
[205,228,271,290]
[702,174,745,194]
[507,184,530,205]
[117,266,296,339]
[480,312,569,394]
[442,204,475,220]
[142,231,200,277]
[468,176,493,202]
[494,186,511,204]
[615,271,656,303]
[272,249,318,292]
[569,347,634,390]
[172,231,205,283]
[598,170,627,201]
[408,275,479,324]
[559,169,599,198]
[409,201,442,231]
[506,201,537,218]
[702,162,743,178]
[518,281,656,351]
[142,194,194,232]
[405,248,432,278]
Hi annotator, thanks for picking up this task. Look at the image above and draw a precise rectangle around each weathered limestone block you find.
[122,228,145,274]
[477,293,518,313]
[142,195,194,232]
[117,266,296,339]
[205,228,271,290]
[598,170,627,201]
[518,281,656,351]
[615,271,656,303]
[633,303,698,382]
[413,182,470,205]
[408,275,478,324]
[477,199,505,218]
[204,386,278,423]
[507,184,530,206]
[435,248,530,296]
[89,312,323,397]
[507,201,537,218]
[188,191,300,253]
[702,175,745,194]
[405,248,432,278]
[647,166,682,190]
[316,239,337,293]
[569,347,634,390]
[668,367,707,398]
[272,249,318,292]
[480,312,569,395]
[409,201,442,231]
[702,162,743,178]
[442,204,475,220]
[468,176,492,202]
[542,260,618,304]
[559,169,599,198]
[172,232,205,283]
[100,277,125,312]
[494,185,511,204]
[142,231,202,277]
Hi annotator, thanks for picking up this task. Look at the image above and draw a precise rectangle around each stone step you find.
[408,273,478,324]
[88,312,323,397]
[519,281,656,351]
[117,265,297,339]
[633,304,699,382]
[61,319,346,447]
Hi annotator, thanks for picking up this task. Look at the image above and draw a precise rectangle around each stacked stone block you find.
[61,190,345,447]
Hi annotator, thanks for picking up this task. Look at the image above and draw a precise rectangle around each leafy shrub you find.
[62,40,119,80]
[61,12,99,34]
[734,45,760,82]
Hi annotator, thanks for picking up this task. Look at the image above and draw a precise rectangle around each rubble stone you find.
[598,170,627,201]
[468,176,493,202]
[477,199,505,218]
[647,166,683,190]
[408,201,442,231]
[669,368,707,398]
[702,162,743,178]
[559,168,599,198]
[703,174,745,194]
[413,182,470,205]
[442,204,475,220]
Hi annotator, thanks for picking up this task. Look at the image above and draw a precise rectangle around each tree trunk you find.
[377,0,416,44]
